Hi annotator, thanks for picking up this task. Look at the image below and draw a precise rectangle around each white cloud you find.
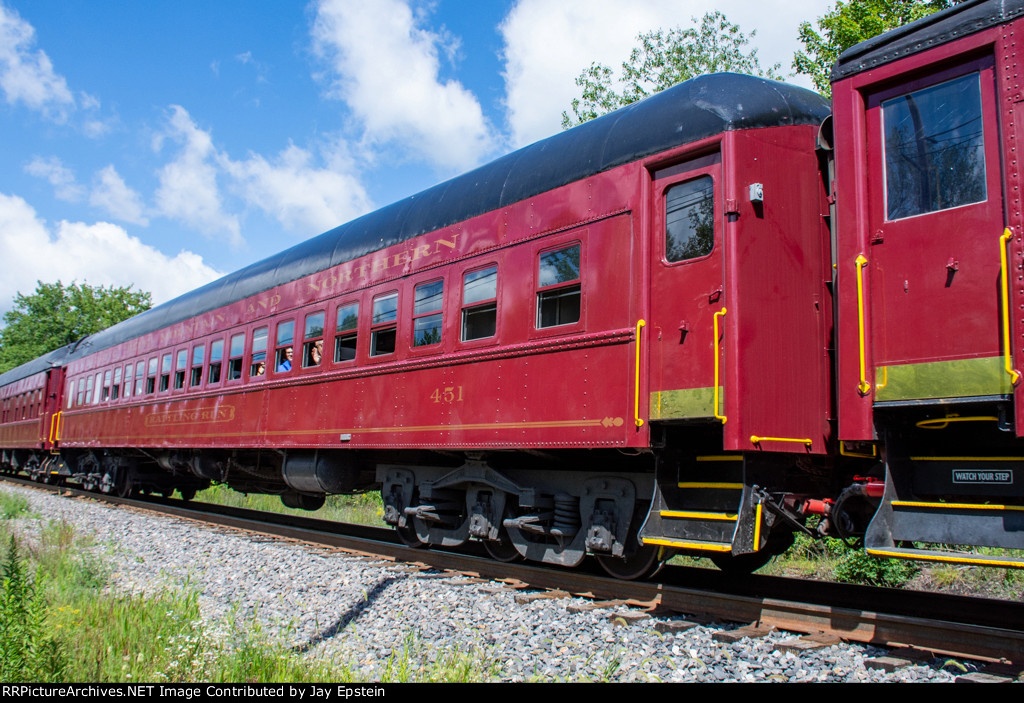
[0,2,74,120]
[311,0,496,170]
[499,0,834,148]
[90,165,149,226]
[24,155,85,202]
[153,105,241,244]
[0,192,222,314]
[221,143,372,234]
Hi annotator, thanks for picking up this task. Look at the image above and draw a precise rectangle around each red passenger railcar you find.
[3,0,1023,576]
[832,0,1024,567]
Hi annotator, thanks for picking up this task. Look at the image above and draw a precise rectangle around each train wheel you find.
[116,470,135,498]
[483,534,523,563]
[178,488,196,502]
[596,543,662,580]
[395,521,427,549]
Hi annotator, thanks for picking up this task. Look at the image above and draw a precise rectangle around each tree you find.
[0,281,152,373]
[794,1,961,97]
[561,12,782,129]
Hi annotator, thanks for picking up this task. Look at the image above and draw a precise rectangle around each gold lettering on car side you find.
[244,294,282,316]
[144,405,236,427]
[304,232,464,299]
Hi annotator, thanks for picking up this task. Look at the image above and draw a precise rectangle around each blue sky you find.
[0,0,833,317]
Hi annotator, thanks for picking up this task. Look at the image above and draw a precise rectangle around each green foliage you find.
[793,0,961,97]
[832,548,919,587]
[0,491,30,520]
[562,12,781,128]
[377,631,498,683]
[0,536,67,682]
[0,280,152,373]
[195,484,386,526]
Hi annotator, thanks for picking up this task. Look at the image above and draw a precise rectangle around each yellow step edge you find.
[866,548,1024,569]
[642,537,732,552]
[892,500,1024,512]
[677,482,743,490]
[695,455,743,462]
[660,510,737,521]
[909,456,1024,461]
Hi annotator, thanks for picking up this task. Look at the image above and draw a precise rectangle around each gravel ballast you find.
[3,484,972,682]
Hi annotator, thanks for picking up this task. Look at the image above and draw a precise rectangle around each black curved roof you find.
[832,0,1024,82]
[0,72,829,387]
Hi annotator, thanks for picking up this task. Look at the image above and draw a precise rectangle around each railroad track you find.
[5,475,1024,670]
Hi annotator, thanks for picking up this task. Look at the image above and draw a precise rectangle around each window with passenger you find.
[537,244,581,328]
[275,321,295,372]
[303,312,325,367]
[250,327,268,377]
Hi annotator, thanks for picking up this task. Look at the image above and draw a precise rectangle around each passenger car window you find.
[190,345,205,387]
[145,359,157,394]
[250,327,268,377]
[665,176,714,262]
[413,280,443,347]
[209,339,224,383]
[882,72,986,220]
[335,303,358,362]
[275,321,295,372]
[537,244,581,328]
[228,334,245,380]
[174,350,187,389]
[371,293,398,356]
[303,312,325,367]
[462,266,497,341]
[160,353,172,391]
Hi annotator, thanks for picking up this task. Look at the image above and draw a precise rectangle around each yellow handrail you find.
[713,308,727,423]
[48,411,61,444]
[855,254,871,395]
[1000,228,1020,386]
[634,319,646,428]
[916,415,997,429]
[839,440,877,458]
[750,435,812,448]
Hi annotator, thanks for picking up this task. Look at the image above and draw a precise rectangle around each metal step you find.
[865,544,1024,568]
[640,454,767,555]
[865,452,1024,568]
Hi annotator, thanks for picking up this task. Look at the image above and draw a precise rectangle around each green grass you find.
[0,491,31,520]
[194,484,386,527]
[0,489,498,683]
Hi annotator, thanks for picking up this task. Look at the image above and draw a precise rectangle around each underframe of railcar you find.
[2,420,857,578]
